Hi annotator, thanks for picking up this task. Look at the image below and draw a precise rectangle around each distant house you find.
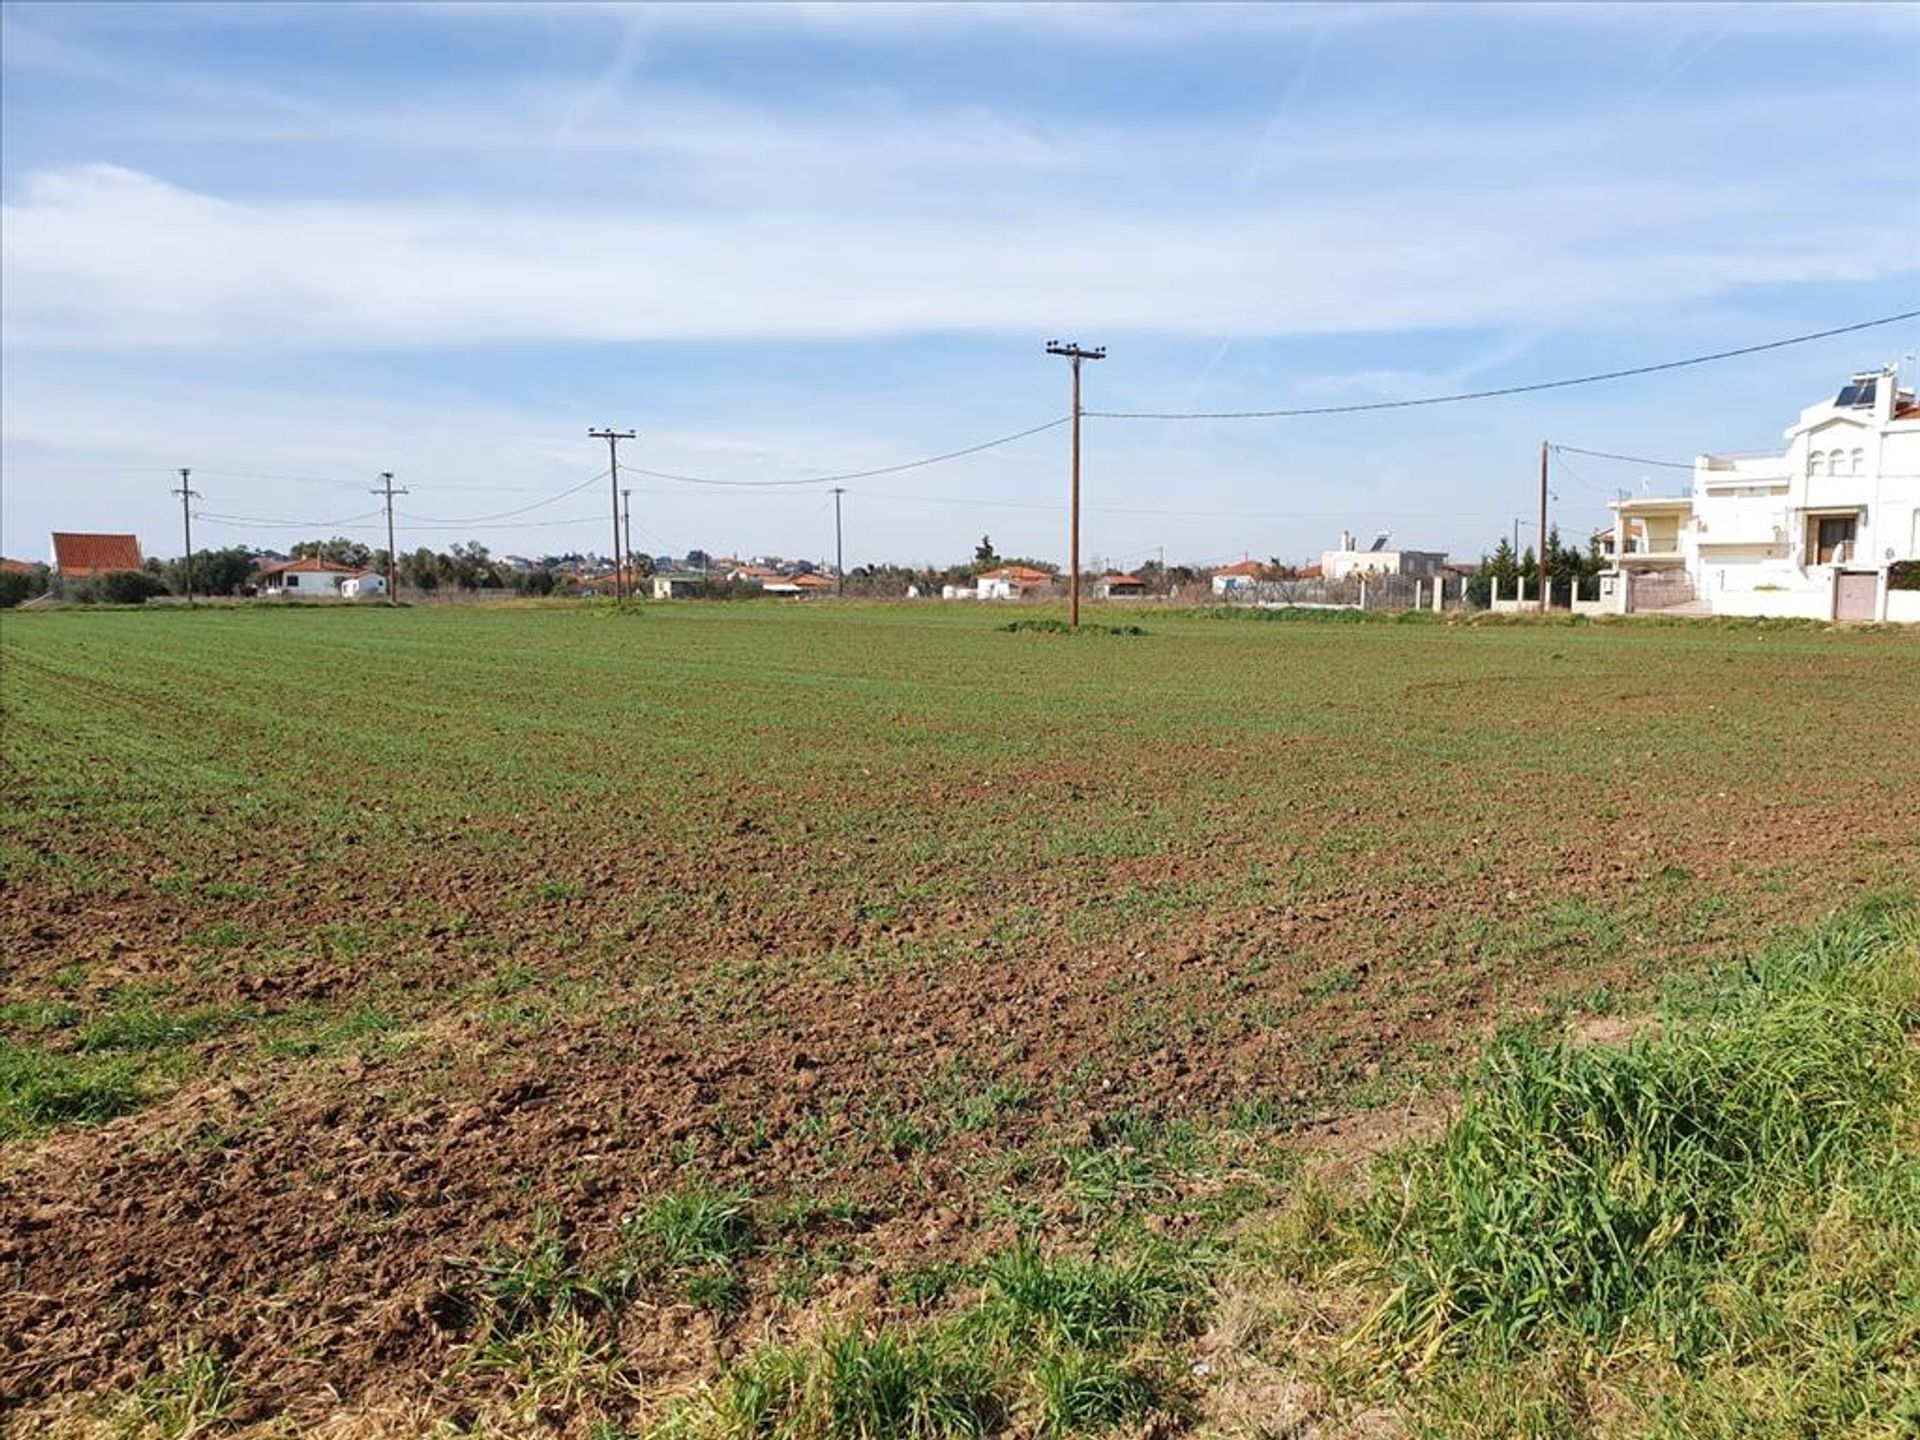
[1209,559,1266,595]
[52,532,143,578]
[727,563,785,587]
[651,572,706,599]
[765,571,833,596]
[977,564,1055,600]
[2,557,40,574]
[575,571,638,597]
[1319,530,1447,581]
[258,556,361,596]
[1100,573,1145,598]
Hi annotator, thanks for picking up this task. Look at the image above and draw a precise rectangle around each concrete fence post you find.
[1359,579,1369,611]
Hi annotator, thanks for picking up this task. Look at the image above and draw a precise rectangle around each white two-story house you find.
[1603,368,1920,622]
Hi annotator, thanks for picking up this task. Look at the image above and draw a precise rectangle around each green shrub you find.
[1888,558,1920,591]
[98,570,172,604]
[0,565,50,607]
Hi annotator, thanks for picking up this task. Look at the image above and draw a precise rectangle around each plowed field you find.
[4,602,1916,1434]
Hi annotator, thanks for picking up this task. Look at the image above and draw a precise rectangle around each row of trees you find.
[3,526,1619,612]
[1465,528,1607,607]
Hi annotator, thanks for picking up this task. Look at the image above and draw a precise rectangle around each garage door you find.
[1835,571,1878,622]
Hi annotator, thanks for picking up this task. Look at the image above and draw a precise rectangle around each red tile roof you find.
[1214,559,1265,577]
[981,565,1054,584]
[1103,573,1142,585]
[1,557,39,574]
[51,532,143,577]
[259,556,359,576]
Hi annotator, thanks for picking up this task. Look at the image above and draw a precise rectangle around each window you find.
[284,574,299,588]
[1809,451,1825,477]
[1851,449,1866,477]
[1809,514,1857,565]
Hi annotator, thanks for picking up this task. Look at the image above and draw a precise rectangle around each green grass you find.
[659,1237,1194,1440]
[3,603,1919,1431]
[0,1039,145,1139]
[661,1325,1002,1440]
[1240,900,1920,1437]
[110,1346,237,1439]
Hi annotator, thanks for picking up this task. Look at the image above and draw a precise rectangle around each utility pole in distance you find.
[171,469,199,606]
[589,428,637,601]
[1538,440,1551,613]
[1045,340,1105,628]
[831,487,846,597]
[621,487,634,593]
[372,470,407,606]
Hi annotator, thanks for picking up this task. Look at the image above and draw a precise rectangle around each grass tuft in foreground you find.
[1246,899,1920,1436]
[0,1040,145,1140]
[658,1238,1198,1439]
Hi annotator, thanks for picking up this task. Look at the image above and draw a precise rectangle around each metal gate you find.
[1626,569,1695,613]
[1834,571,1878,622]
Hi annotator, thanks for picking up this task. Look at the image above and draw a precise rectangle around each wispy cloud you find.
[4,157,1907,353]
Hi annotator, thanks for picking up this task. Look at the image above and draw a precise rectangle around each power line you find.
[391,512,610,532]
[625,417,1069,489]
[193,507,385,529]
[399,469,608,525]
[1086,310,1920,420]
[1550,443,1694,471]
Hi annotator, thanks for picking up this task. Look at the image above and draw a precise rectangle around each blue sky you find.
[3,1,1916,570]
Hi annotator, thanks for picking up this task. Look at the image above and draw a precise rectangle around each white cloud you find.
[4,161,1909,353]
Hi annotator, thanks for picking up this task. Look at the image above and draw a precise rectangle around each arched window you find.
[1809,451,1826,477]
[1850,449,1866,476]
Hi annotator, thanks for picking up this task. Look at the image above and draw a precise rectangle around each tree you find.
[516,566,558,597]
[98,570,170,604]
[1467,536,1521,608]
[0,564,50,608]
[292,536,372,569]
[973,535,999,569]
[401,547,441,592]
[685,548,712,572]
[155,547,256,597]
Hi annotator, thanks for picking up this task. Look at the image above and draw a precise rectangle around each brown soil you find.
[4,745,1916,1429]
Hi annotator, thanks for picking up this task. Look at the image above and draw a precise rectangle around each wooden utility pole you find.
[831,487,846,597]
[588,428,636,600]
[171,469,199,606]
[372,471,407,605]
[1538,440,1551,613]
[621,487,634,593]
[1045,340,1105,628]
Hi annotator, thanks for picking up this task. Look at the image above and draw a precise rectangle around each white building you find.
[976,565,1054,600]
[1319,530,1447,582]
[1605,368,1920,622]
[1210,559,1265,595]
[258,556,362,596]
[338,572,387,599]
